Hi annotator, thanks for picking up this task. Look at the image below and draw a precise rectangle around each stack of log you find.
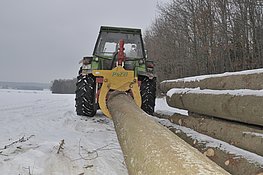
[158,69,263,175]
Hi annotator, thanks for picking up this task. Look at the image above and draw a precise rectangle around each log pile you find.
[158,69,263,174]
[166,88,263,126]
[157,118,263,175]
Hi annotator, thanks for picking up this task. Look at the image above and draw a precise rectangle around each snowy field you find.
[1,89,262,174]
[0,89,183,175]
[0,89,127,175]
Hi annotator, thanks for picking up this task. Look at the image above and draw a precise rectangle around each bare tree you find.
[145,0,263,89]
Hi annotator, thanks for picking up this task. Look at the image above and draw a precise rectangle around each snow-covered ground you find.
[0,89,187,175]
[0,89,127,175]
[2,89,261,175]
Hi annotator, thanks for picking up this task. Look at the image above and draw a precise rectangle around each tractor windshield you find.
[94,31,144,59]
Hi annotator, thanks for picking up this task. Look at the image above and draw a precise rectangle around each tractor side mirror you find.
[81,56,93,65]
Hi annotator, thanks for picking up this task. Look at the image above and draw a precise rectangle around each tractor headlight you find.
[139,59,144,64]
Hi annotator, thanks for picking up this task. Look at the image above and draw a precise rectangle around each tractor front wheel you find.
[140,77,156,115]
[75,74,97,117]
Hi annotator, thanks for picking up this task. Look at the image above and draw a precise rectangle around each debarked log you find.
[167,89,263,127]
[157,119,263,175]
[155,112,263,156]
[107,92,229,175]
[160,70,263,93]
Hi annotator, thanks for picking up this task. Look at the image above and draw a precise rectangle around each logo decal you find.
[112,72,128,77]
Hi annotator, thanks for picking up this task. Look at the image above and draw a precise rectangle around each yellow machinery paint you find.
[92,66,141,118]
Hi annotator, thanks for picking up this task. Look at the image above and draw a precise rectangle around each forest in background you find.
[0,81,49,90]
[51,0,263,94]
[144,0,263,84]
[50,79,76,94]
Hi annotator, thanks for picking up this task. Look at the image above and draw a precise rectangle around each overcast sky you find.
[0,0,169,83]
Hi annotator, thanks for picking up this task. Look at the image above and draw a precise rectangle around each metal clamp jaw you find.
[92,66,141,118]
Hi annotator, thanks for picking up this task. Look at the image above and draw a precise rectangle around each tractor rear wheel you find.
[140,77,156,115]
[75,74,97,117]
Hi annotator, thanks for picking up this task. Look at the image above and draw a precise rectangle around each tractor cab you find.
[93,26,146,70]
[94,26,145,59]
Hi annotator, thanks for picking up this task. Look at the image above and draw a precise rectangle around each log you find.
[155,112,263,156]
[167,88,263,126]
[160,69,263,93]
[107,92,229,175]
[157,118,263,175]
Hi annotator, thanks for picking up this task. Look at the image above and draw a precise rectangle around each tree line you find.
[51,0,263,94]
[145,0,263,84]
[50,79,76,94]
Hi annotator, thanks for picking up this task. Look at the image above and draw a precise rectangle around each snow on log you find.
[107,92,229,175]
[157,118,263,175]
[160,68,263,93]
[167,88,263,127]
[156,112,263,156]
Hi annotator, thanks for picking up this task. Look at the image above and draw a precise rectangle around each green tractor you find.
[75,26,156,118]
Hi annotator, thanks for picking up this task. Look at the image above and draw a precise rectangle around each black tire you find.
[140,77,156,115]
[75,74,97,117]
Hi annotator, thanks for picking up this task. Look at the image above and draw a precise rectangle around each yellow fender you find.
[92,66,141,118]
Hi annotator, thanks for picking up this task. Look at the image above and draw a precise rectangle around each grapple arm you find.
[92,40,141,118]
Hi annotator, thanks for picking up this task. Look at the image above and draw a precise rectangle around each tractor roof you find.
[100,26,142,35]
